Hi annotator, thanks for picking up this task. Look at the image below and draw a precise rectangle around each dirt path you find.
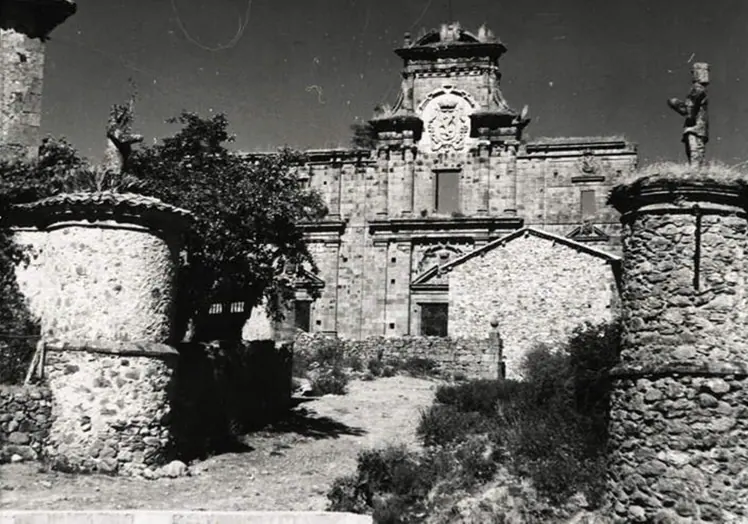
[0,376,436,511]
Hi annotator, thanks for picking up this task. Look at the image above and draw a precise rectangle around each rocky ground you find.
[0,375,436,511]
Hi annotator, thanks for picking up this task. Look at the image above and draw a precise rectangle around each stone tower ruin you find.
[0,0,76,159]
[607,172,748,521]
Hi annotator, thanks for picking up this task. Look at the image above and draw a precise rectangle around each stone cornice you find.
[303,149,374,165]
[395,42,507,61]
[608,178,748,217]
[521,139,637,159]
[10,192,193,232]
[369,216,523,244]
[298,219,347,234]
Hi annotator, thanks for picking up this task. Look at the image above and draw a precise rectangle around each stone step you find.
[0,511,372,524]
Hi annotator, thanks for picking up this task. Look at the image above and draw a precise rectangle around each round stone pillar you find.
[607,174,748,522]
[12,192,191,475]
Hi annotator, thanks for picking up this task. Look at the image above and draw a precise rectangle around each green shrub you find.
[367,357,384,377]
[329,320,621,518]
[292,337,351,395]
[401,357,439,377]
[417,404,491,447]
[435,378,523,416]
[309,365,349,396]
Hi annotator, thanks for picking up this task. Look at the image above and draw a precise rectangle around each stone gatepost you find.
[12,192,191,475]
[607,173,748,522]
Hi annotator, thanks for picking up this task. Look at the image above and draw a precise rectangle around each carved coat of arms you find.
[427,101,469,153]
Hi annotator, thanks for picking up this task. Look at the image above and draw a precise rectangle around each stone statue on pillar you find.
[104,98,143,174]
[667,62,709,167]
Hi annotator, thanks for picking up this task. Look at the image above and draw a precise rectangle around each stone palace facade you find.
[248,22,638,341]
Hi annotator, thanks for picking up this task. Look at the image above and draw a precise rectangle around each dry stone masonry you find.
[0,385,52,463]
[294,332,501,379]
[607,174,748,522]
[11,192,192,476]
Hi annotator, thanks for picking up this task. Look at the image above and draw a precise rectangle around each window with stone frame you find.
[420,302,448,337]
[294,300,312,332]
[580,189,597,218]
[434,169,460,214]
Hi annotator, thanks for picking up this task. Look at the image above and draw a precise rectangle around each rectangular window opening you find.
[434,170,460,214]
[420,303,448,337]
[581,189,596,218]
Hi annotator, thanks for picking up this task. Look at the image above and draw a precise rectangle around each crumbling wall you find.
[0,385,52,463]
[295,333,500,379]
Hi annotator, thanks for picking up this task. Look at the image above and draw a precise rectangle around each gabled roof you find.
[439,227,620,275]
[411,227,621,288]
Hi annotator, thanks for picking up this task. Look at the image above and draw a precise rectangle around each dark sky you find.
[40,0,748,166]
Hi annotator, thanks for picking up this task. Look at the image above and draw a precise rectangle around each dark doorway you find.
[421,303,448,337]
[294,300,312,332]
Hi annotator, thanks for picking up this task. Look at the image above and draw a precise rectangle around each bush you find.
[292,336,351,395]
[401,357,439,377]
[367,357,384,377]
[417,404,491,447]
[329,320,621,518]
[435,378,523,416]
[309,365,349,396]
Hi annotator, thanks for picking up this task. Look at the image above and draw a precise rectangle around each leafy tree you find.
[0,137,85,383]
[129,112,328,339]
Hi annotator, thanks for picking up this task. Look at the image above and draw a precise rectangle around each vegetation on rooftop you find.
[614,160,748,187]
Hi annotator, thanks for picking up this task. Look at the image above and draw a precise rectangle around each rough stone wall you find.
[606,186,748,522]
[13,227,48,322]
[44,349,176,475]
[36,222,179,343]
[618,211,748,365]
[0,385,52,463]
[448,233,617,378]
[0,29,45,160]
[608,373,748,521]
[295,333,499,379]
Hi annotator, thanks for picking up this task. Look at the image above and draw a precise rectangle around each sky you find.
[39,0,748,166]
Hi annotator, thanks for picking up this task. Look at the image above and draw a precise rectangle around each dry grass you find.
[0,376,436,512]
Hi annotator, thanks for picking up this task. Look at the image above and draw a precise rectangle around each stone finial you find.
[489,317,499,328]
[104,98,143,174]
[667,62,709,167]
[477,24,495,42]
[403,32,412,47]
[439,22,460,43]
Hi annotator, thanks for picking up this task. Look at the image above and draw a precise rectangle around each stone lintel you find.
[571,175,606,184]
[298,220,347,235]
[369,216,523,236]
[611,360,748,379]
[44,339,179,358]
